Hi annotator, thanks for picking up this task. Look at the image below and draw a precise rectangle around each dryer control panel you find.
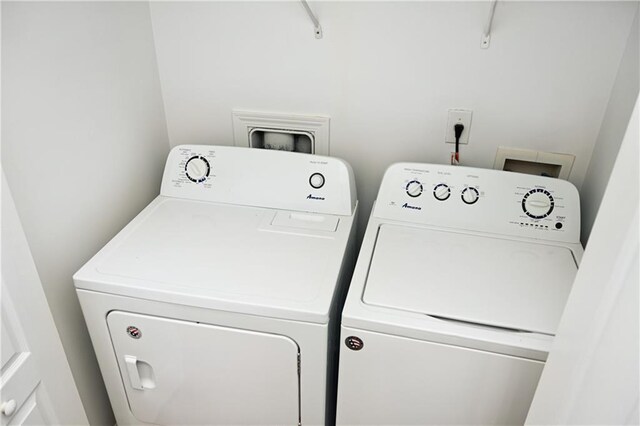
[373,163,580,243]
[161,145,357,216]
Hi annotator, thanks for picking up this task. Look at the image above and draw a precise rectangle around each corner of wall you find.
[580,6,639,245]
[147,0,172,150]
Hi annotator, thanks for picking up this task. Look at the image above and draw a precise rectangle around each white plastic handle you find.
[125,355,144,390]
[1,399,17,417]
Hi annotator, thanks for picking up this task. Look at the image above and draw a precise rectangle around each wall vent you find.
[494,147,575,180]
[232,110,330,156]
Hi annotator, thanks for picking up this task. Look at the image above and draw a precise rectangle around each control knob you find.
[309,172,325,189]
[433,183,451,201]
[185,156,210,183]
[405,180,423,198]
[522,188,554,219]
[461,187,479,205]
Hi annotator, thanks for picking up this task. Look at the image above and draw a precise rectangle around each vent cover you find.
[232,110,330,155]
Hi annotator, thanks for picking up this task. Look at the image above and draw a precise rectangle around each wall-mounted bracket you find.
[481,0,498,49]
[301,0,323,39]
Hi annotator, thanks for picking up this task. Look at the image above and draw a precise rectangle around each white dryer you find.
[336,163,583,425]
[75,145,358,426]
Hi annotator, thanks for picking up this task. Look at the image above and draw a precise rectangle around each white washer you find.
[336,163,583,425]
[74,145,358,426]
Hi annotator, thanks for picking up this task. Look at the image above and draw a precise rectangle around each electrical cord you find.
[452,123,464,165]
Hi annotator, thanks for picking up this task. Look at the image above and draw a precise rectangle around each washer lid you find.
[363,224,578,335]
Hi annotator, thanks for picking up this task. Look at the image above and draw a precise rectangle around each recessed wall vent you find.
[494,147,575,180]
[249,128,314,154]
[232,110,330,156]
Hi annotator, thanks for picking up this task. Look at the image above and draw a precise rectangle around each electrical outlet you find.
[445,109,472,144]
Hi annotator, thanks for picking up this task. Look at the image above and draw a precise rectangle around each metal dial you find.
[405,180,423,198]
[433,184,451,201]
[461,187,479,205]
[185,156,210,183]
[522,188,554,219]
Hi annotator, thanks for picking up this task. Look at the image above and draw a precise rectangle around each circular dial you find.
[185,155,210,183]
[433,183,451,201]
[522,188,555,219]
[309,172,325,189]
[405,180,423,198]
[461,187,479,205]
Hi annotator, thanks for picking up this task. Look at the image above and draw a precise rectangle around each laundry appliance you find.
[336,163,582,425]
[74,145,358,426]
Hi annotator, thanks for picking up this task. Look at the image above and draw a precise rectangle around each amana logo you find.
[126,326,141,339]
[401,203,421,210]
[307,194,325,201]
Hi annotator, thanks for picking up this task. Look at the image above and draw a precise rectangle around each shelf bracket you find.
[481,0,498,49]
[301,0,323,39]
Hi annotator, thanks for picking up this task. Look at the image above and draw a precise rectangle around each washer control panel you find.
[373,163,580,243]
[161,145,356,216]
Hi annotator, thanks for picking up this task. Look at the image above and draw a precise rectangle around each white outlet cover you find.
[445,109,473,144]
[232,110,330,155]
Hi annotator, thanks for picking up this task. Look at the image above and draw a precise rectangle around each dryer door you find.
[106,311,300,425]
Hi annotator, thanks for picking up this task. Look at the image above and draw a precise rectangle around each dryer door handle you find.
[125,355,144,390]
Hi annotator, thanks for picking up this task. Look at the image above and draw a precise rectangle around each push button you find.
[309,172,325,189]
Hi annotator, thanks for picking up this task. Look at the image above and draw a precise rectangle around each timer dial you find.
[522,188,554,219]
[433,184,451,201]
[461,187,479,205]
[185,156,210,183]
[405,180,423,198]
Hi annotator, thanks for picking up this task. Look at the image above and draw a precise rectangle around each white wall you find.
[1,2,637,423]
[526,95,639,425]
[149,1,637,238]
[580,7,639,244]
[1,3,169,424]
